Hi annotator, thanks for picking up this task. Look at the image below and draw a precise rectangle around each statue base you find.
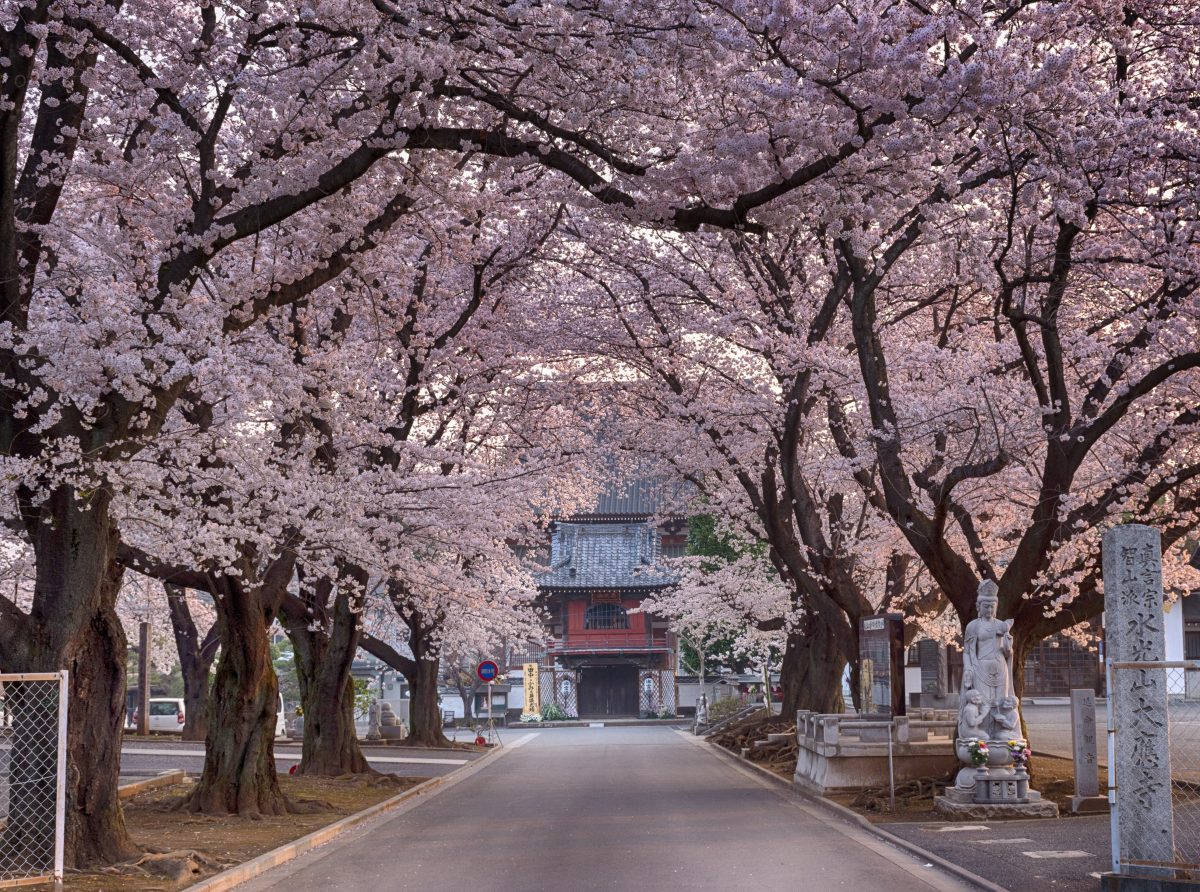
[933,795,1059,820]
[1070,794,1109,814]
[938,762,1058,819]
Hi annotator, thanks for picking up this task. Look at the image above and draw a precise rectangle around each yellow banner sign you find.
[523,663,540,715]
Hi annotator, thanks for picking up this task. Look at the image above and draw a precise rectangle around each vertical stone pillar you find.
[1069,689,1107,813]
[1103,524,1174,874]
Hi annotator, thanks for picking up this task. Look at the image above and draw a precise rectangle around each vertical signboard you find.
[859,613,906,716]
[523,662,540,715]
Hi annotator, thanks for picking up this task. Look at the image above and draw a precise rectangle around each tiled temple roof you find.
[536,522,676,590]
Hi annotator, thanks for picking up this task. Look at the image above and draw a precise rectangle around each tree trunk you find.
[185,579,288,815]
[7,486,138,867]
[287,587,372,776]
[403,655,450,747]
[1009,621,1036,746]
[165,583,218,742]
[454,678,475,722]
[777,602,850,716]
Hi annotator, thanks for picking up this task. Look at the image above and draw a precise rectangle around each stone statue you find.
[957,689,987,740]
[936,580,1056,815]
[993,696,1020,737]
[962,580,1014,708]
[367,699,382,741]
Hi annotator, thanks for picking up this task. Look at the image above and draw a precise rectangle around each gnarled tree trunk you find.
[777,600,852,717]
[185,569,291,816]
[284,574,372,776]
[403,652,450,748]
[9,485,138,867]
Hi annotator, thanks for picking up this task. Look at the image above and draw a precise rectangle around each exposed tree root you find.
[99,849,233,889]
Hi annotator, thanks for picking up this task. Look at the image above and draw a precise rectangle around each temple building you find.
[532,482,685,718]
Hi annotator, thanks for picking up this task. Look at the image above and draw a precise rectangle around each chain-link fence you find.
[0,673,67,888]
[1109,662,1200,880]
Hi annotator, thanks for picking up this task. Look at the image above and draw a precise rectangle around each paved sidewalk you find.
[233,726,973,892]
[879,817,1109,892]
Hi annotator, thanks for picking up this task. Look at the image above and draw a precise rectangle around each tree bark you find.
[6,485,139,867]
[283,578,372,776]
[185,572,290,815]
[777,601,851,716]
[165,583,219,742]
[393,604,450,748]
[402,653,450,748]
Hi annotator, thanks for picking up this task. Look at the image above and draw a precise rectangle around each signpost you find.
[477,660,500,746]
[859,613,906,717]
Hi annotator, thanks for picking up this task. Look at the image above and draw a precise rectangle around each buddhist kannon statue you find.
[962,579,1014,710]
[940,581,1052,812]
[953,580,1024,791]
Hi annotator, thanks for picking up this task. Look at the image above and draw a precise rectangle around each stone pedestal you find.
[1071,793,1109,814]
[933,794,1059,821]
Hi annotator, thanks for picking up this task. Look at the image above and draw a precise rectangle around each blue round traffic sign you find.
[477,660,500,682]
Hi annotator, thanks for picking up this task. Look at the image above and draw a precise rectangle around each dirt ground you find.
[57,774,425,891]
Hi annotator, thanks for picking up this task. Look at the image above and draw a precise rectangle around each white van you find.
[138,698,185,732]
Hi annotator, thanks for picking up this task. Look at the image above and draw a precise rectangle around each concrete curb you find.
[188,745,506,892]
[699,739,1007,892]
[118,770,188,800]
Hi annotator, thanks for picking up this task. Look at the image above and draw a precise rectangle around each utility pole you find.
[137,621,151,736]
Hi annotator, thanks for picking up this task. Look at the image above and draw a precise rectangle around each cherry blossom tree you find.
[2,0,1195,864]
[817,2,1200,692]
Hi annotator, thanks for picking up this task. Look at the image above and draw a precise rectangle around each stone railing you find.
[793,710,957,794]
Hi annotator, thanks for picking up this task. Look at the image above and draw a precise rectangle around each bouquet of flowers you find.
[1008,739,1032,768]
[966,738,989,767]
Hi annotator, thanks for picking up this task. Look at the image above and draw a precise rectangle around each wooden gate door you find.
[579,666,638,716]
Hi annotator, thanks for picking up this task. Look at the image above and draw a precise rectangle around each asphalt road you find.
[118,737,482,780]
[234,726,973,892]
[1023,703,1106,764]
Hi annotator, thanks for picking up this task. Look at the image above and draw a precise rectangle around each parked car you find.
[131,698,186,733]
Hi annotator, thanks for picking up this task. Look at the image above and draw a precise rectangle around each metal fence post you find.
[1106,657,1118,876]
[54,670,68,889]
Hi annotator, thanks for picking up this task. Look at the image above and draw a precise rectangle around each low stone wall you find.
[793,710,957,794]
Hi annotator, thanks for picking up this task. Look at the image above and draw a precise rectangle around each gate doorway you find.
[578,665,638,717]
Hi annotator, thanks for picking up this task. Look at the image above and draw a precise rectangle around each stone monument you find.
[1102,524,1174,882]
[379,701,407,740]
[1068,688,1107,814]
[934,580,1058,818]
